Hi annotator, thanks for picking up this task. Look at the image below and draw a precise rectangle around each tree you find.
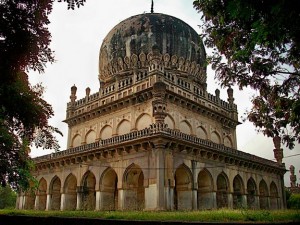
[0,0,62,191]
[0,185,17,209]
[193,0,300,149]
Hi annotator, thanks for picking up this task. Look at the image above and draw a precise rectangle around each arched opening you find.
[259,179,269,209]
[136,113,152,130]
[197,169,213,209]
[247,178,257,209]
[196,126,207,139]
[117,119,131,135]
[100,125,112,140]
[270,181,279,210]
[165,115,175,129]
[50,176,61,210]
[72,134,81,147]
[100,168,118,210]
[174,164,193,210]
[24,181,36,210]
[123,164,145,210]
[216,172,228,208]
[81,171,96,210]
[85,130,96,144]
[232,175,244,209]
[179,120,192,135]
[64,174,77,210]
[37,178,47,210]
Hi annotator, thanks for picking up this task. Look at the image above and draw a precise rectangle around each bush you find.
[287,194,300,209]
[0,186,17,209]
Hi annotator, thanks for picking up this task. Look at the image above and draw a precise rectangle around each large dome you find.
[99,13,206,83]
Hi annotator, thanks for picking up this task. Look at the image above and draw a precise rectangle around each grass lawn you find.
[0,209,300,222]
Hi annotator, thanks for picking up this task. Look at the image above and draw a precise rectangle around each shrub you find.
[287,194,300,209]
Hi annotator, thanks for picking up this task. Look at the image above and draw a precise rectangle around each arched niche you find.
[64,173,77,210]
[232,175,244,209]
[37,178,47,210]
[211,131,221,144]
[165,115,175,129]
[259,179,269,209]
[136,113,152,130]
[100,168,118,210]
[72,134,81,148]
[196,126,207,139]
[270,181,279,210]
[49,176,61,210]
[224,136,233,148]
[197,169,213,209]
[247,177,257,209]
[81,171,96,210]
[216,172,229,208]
[100,125,112,140]
[174,164,193,210]
[179,120,192,135]
[117,119,131,135]
[123,163,144,210]
[85,130,96,144]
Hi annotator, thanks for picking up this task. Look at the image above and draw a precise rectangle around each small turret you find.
[70,85,77,104]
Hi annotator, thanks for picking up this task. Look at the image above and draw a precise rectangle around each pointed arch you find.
[71,134,81,147]
[270,181,279,210]
[123,163,145,210]
[136,113,152,130]
[49,176,61,210]
[100,125,112,140]
[174,164,193,210]
[259,179,269,209]
[81,171,96,210]
[232,174,245,209]
[211,131,221,144]
[85,130,96,144]
[179,120,192,135]
[117,119,131,135]
[197,168,214,209]
[24,181,36,210]
[64,173,77,210]
[165,114,175,129]
[247,177,257,209]
[196,126,207,139]
[216,172,229,208]
[37,177,47,210]
[100,167,118,210]
[224,136,233,148]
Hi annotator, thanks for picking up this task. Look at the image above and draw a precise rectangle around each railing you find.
[34,124,279,168]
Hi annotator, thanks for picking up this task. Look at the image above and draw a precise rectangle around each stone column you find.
[95,191,101,210]
[118,189,125,210]
[192,189,198,210]
[228,193,233,208]
[212,192,217,209]
[45,194,51,211]
[34,195,39,210]
[155,142,165,210]
[60,193,66,211]
[76,191,82,210]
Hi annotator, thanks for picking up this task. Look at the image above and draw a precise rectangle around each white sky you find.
[28,0,300,186]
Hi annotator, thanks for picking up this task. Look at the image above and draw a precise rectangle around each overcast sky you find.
[28,0,300,186]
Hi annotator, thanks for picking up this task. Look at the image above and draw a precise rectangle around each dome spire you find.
[151,0,154,13]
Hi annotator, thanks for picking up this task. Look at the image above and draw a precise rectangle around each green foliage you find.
[287,194,300,209]
[57,0,86,10]
[0,186,17,209]
[193,0,300,149]
[0,0,62,191]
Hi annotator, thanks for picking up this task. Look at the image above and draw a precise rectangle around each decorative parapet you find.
[34,124,283,172]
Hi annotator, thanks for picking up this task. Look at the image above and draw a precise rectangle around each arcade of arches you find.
[18,163,282,211]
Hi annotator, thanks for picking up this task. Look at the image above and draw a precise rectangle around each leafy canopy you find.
[0,0,62,191]
[194,0,300,149]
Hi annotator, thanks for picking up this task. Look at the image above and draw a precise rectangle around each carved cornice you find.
[33,124,286,176]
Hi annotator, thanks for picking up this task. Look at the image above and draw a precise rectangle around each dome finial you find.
[151,0,154,13]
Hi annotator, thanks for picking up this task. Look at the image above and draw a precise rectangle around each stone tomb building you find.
[16,13,286,211]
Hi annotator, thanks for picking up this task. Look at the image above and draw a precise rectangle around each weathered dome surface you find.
[99,13,206,82]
